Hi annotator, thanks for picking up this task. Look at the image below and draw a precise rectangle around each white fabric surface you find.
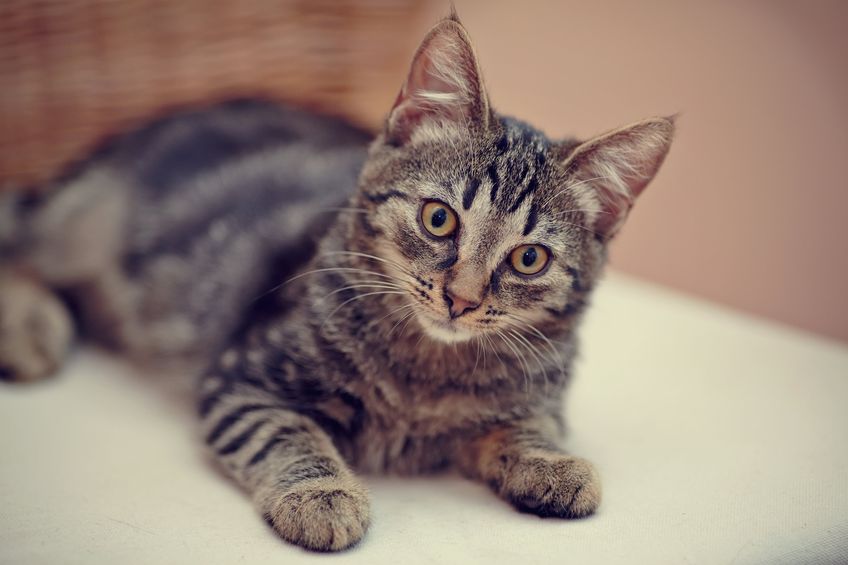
[1,273,847,565]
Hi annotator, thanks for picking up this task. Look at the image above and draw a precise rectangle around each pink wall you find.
[418,1,848,343]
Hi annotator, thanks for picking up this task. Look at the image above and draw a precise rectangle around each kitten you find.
[0,14,674,551]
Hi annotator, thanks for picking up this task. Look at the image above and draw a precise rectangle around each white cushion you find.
[1,272,846,564]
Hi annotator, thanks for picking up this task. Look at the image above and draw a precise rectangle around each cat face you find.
[353,15,673,344]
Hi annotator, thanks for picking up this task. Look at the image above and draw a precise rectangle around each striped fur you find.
[0,15,674,552]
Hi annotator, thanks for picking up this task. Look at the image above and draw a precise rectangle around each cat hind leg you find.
[0,271,74,383]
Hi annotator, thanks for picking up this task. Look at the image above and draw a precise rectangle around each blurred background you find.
[2,0,846,343]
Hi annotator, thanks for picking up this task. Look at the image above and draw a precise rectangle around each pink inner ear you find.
[564,118,674,239]
[593,157,657,236]
[593,184,632,237]
[392,48,464,133]
[386,22,485,144]
[408,47,460,104]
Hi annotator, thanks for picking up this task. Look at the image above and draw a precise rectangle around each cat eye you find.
[509,244,550,276]
[420,200,458,238]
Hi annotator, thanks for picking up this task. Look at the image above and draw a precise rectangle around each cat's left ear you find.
[385,13,490,145]
[557,116,675,239]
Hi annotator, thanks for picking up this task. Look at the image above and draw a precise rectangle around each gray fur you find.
[0,15,673,552]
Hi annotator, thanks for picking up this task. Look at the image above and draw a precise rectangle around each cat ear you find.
[558,116,675,239]
[385,13,490,145]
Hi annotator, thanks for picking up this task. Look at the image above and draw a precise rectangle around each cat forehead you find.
[497,116,550,151]
[381,113,588,249]
[415,123,553,194]
[418,172,576,251]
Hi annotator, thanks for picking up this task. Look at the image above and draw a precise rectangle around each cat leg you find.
[457,420,602,518]
[0,171,124,382]
[198,377,369,551]
[0,270,74,383]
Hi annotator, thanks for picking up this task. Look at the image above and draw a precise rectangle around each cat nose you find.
[444,289,481,319]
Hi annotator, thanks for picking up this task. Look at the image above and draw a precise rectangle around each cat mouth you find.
[416,312,476,343]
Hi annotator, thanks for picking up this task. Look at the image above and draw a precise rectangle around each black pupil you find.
[431,208,447,228]
[522,247,538,267]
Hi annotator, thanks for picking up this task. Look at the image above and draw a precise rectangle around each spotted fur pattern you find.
[0,14,674,552]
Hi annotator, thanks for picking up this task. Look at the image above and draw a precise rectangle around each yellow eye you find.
[421,201,458,238]
[510,244,550,276]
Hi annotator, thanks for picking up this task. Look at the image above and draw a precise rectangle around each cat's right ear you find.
[385,14,490,146]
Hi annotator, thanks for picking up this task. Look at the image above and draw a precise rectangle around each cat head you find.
[352,14,674,343]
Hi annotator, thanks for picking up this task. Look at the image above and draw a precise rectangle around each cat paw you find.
[502,454,601,518]
[263,477,370,552]
[0,273,72,383]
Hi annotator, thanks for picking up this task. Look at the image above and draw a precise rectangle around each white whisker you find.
[472,336,482,376]
[483,332,503,368]
[316,206,369,215]
[322,282,408,299]
[505,314,567,374]
[397,309,419,339]
[388,308,418,338]
[253,266,409,302]
[320,290,407,329]
[507,328,550,395]
[322,250,418,279]
[495,329,530,395]
[374,302,416,326]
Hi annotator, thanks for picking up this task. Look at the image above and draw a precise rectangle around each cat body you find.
[0,14,674,551]
[1,100,369,368]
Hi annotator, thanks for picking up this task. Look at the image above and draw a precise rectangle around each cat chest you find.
[368,379,501,430]
[343,381,507,473]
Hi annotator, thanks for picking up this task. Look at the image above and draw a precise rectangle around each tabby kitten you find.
[0,14,674,551]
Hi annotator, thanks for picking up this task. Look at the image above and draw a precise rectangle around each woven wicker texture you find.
[0,0,427,188]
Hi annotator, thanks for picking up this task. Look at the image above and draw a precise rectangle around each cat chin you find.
[419,318,476,344]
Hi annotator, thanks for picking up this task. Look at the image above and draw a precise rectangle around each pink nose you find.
[445,290,480,318]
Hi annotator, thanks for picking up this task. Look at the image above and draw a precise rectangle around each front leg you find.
[457,420,602,518]
[198,376,369,552]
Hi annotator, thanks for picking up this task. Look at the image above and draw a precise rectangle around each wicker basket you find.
[0,0,428,189]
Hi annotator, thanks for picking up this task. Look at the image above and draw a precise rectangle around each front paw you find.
[263,477,370,552]
[501,454,601,518]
